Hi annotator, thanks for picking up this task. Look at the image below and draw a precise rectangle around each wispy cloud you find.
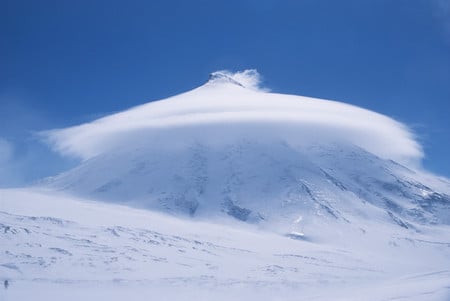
[0,137,20,187]
[0,94,77,187]
[0,138,13,164]
[208,69,269,91]
[432,0,450,39]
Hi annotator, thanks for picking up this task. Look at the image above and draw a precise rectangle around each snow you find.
[43,140,450,231]
[1,188,450,300]
[1,70,450,300]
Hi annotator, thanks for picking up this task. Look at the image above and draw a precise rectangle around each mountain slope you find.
[41,70,450,234]
[44,136,450,238]
[1,70,450,300]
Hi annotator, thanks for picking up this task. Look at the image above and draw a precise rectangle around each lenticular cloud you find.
[43,70,423,166]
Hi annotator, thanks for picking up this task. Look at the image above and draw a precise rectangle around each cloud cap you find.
[43,70,423,167]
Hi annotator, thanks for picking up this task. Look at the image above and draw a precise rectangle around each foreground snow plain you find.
[1,70,450,300]
[1,188,450,301]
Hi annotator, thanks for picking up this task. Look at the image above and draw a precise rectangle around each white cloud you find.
[0,138,20,187]
[0,138,13,163]
[43,70,423,167]
[432,0,450,38]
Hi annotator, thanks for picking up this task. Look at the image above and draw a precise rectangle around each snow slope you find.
[1,70,450,300]
[44,140,450,235]
[1,188,450,301]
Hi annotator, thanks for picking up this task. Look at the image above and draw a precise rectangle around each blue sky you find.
[1,0,450,185]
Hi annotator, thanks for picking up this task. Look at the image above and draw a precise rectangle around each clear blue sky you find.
[1,0,450,185]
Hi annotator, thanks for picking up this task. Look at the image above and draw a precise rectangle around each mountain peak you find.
[206,69,264,91]
[208,71,245,87]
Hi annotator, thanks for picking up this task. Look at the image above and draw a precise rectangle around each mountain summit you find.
[41,70,450,238]
[207,69,263,89]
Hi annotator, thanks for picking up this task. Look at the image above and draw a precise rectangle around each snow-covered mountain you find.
[1,70,450,300]
[42,70,450,232]
[44,138,450,235]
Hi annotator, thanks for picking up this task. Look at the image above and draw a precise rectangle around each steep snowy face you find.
[45,139,450,233]
[41,70,449,232]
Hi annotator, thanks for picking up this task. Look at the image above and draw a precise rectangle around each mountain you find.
[43,70,450,233]
[44,137,450,234]
[1,70,450,300]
